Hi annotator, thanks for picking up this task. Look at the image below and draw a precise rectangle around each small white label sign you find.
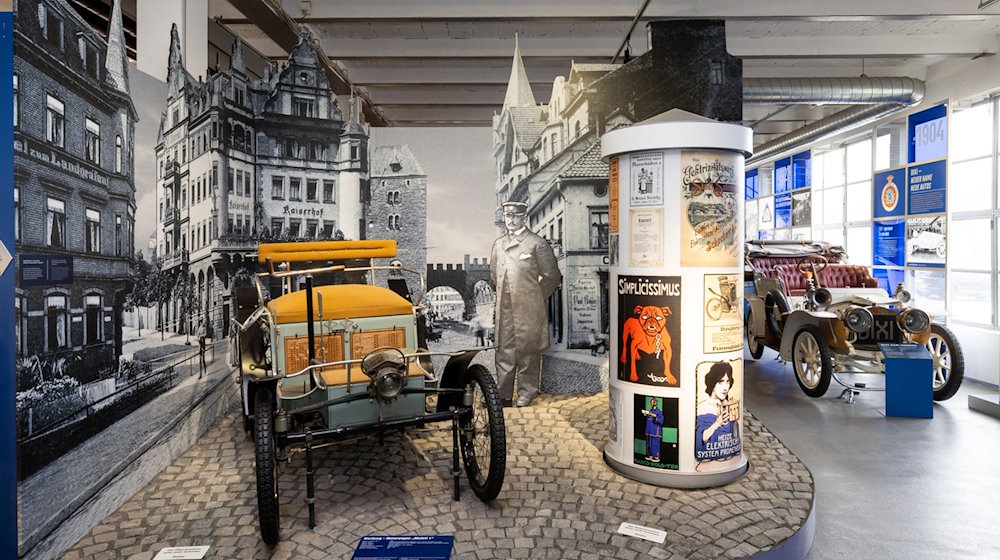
[617,521,667,544]
[153,546,210,560]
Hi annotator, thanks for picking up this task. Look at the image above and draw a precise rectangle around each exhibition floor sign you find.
[352,536,454,559]
[601,109,752,488]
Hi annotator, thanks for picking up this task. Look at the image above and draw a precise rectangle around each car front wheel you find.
[792,325,833,398]
[928,324,964,401]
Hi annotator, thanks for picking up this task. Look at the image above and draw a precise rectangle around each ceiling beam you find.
[729,34,998,58]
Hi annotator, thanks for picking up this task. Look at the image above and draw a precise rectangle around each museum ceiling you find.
[70,0,1000,147]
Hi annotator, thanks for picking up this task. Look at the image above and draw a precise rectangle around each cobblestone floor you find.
[62,394,813,560]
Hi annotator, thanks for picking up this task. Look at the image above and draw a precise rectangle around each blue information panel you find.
[774,157,791,193]
[353,536,454,559]
[791,150,811,190]
[19,255,74,286]
[872,267,906,293]
[774,193,792,228]
[0,11,16,558]
[907,160,947,215]
[874,220,906,267]
[873,168,905,219]
[908,104,948,164]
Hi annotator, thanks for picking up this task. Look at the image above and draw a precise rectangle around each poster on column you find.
[617,275,682,387]
[633,394,679,470]
[694,359,743,472]
[629,208,663,267]
[703,274,742,353]
[680,151,740,266]
[607,385,623,458]
[629,151,664,206]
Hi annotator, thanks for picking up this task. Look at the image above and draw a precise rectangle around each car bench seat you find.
[771,263,878,296]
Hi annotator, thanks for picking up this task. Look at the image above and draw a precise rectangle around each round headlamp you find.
[362,349,408,400]
[898,308,930,334]
[894,282,912,304]
[845,307,874,333]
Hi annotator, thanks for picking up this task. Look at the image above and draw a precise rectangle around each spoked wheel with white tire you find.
[706,297,724,321]
[746,308,764,359]
[791,325,833,398]
[253,387,280,545]
[459,364,506,501]
[927,324,965,401]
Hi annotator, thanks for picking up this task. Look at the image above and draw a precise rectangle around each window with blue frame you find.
[745,169,758,199]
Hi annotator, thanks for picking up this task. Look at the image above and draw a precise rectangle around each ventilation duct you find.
[744,77,926,165]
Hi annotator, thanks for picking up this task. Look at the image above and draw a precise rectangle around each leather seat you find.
[771,263,878,296]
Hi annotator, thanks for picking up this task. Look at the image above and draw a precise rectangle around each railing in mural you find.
[17,343,215,445]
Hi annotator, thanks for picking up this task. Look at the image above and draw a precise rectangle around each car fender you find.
[435,349,485,412]
[747,297,767,340]
[778,310,839,360]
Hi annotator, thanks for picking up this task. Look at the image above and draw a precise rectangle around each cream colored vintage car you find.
[744,240,963,401]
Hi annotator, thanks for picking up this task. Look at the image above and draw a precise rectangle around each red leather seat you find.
[771,263,877,296]
[820,264,878,289]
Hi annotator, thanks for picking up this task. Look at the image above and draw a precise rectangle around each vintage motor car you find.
[744,240,964,401]
[231,240,506,545]
[908,216,946,258]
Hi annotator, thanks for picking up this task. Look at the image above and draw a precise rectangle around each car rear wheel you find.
[928,324,964,401]
[746,308,764,360]
[460,364,506,501]
[253,387,280,545]
[792,325,832,398]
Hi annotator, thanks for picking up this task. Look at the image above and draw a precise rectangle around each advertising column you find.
[601,110,752,488]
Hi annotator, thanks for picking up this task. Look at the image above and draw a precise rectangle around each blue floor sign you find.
[352,536,454,559]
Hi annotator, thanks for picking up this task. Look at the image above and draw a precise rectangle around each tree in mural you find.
[125,251,151,337]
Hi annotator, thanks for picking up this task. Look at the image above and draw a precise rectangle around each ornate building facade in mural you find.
[154,30,378,339]
[13,0,136,382]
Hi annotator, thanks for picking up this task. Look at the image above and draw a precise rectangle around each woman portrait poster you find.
[694,359,743,472]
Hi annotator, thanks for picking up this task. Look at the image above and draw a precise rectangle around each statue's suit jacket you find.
[490,229,561,352]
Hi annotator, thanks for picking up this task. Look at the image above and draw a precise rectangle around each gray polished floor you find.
[744,347,1000,560]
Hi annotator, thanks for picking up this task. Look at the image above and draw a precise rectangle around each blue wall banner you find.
[774,193,792,228]
[874,220,906,267]
[873,168,906,219]
[352,536,454,559]
[0,12,17,559]
[908,103,948,164]
[774,157,791,193]
[791,150,811,190]
[907,160,947,216]
[872,267,907,294]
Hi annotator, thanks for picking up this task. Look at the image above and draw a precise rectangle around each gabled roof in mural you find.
[508,106,546,149]
[561,141,608,178]
[371,145,425,177]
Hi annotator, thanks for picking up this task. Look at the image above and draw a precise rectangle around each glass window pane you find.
[824,148,845,187]
[745,199,758,240]
[845,181,872,222]
[823,186,844,224]
[906,269,947,317]
[952,103,992,161]
[950,158,992,213]
[820,227,844,247]
[875,132,891,171]
[846,225,872,266]
[846,139,872,183]
[950,218,991,270]
[812,152,825,189]
[951,271,992,325]
[813,188,825,224]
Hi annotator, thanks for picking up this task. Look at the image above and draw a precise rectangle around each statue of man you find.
[490,201,561,407]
